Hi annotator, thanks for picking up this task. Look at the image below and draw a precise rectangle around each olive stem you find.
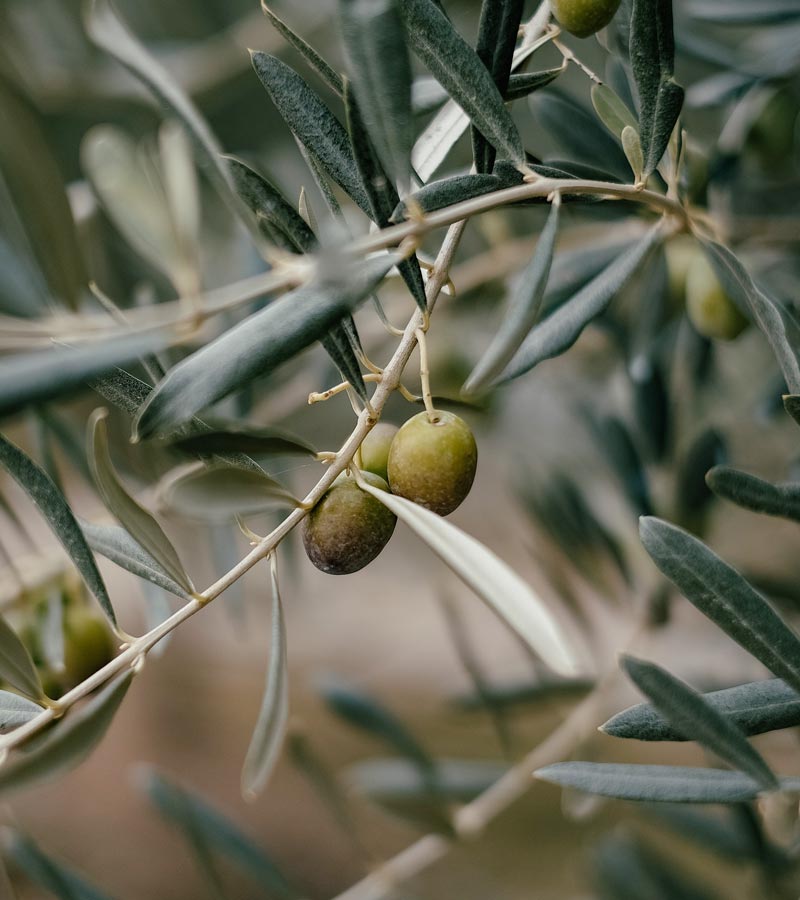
[553,38,602,84]
[414,328,437,423]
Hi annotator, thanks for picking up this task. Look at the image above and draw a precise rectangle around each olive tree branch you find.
[0,221,467,758]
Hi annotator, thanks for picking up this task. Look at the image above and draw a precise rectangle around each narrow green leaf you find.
[358,480,579,676]
[622,125,645,181]
[159,120,200,272]
[80,520,192,601]
[5,832,113,900]
[621,656,778,790]
[688,0,800,25]
[0,691,44,734]
[701,240,800,394]
[134,253,398,439]
[242,555,289,800]
[0,672,132,798]
[340,0,413,190]
[640,517,800,692]
[707,466,800,523]
[465,199,560,394]
[499,225,662,382]
[400,0,525,168]
[0,434,116,625]
[88,409,194,596]
[0,615,43,702]
[535,762,799,804]
[630,0,684,175]
[140,767,296,898]
[603,678,800,741]
[168,423,317,459]
[504,66,565,101]
[251,53,371,216]
[391,171,516,222]
[158,462,300,522]
[783,394,800,427]
[345,757,507,802]
[472,0,525,173]
[591,83,639,140]
[675,428,726,524]
[320,327,368,402]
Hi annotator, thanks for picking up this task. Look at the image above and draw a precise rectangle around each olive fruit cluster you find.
[302,411,477,575]
[551,0,621,39]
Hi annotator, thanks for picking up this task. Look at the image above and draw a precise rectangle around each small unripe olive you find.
[685,253,748,341]
[387,411,477,516]
[302,472,397,575]
[551,0,621,38]
[664,235,698,308]
[359,423,398,483]
[63,607,115,686]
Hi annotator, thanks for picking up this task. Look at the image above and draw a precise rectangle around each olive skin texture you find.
[387,411,477,516]
[63,607,115,687]
[359,423,398,483]
[685,253,748,341]
[302,472,397,575]
[551,0,621,38]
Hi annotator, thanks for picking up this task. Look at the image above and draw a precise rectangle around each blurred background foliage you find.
[0,0,799,898]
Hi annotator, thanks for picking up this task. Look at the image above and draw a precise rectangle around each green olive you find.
[63,606,115,687]
[302,472,397,575]
[387,411,477,516]
[664,235,699,308]
[685,253,748,341]
[551,0,621,38]
[359,423,398,483]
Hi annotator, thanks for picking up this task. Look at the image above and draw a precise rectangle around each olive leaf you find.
[499,225,663,383]
[4,832,113,900]
[168,423,317,459]
[591,83,639,141]
[357,481,580,677]
[400,0,525,169]
[706,466,800,523]
[620,656,778,791]
[464,198,560,394]
[251,52,372,216]
[133,253,399,440]
[0,672,133,798]
[0,434,116,625]
[535,762,800,804]
[241,555,289,800]
[504,66,565,101]
[88,409,194,596]
[640,517,800,692]
[320,327,369,403]
[630,0,684,176]
[603,678,800,741]
[0,614,44,702]
[339,0,414,191]
[0,691,44,734]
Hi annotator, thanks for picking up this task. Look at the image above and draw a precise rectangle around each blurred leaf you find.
[504,66,565,101]
[591,83,640,140]
[675,428,726,525]
[707,466,800,523]
[159,121,200,272]
[400,0,525,168]
[472,0,525,173]
[687,0,800,24]
[340,0,413,190]
[500,225,663,383]
[4,831,113,900]
[453,675,593,711]
[0,615,43,702]
[0,692,44,734]
[535,762,796,804]
[168,423,316,459]
[261,2,344,95]
[465,199,560,394]
[592,416,653,518]
[251,53,371,216]
[40,586,65,677]
[640,517,800,692]
[620,656,778,790]
[80,520,192,601]
[0,334,169,423]
[358,480,580,677]
[241,555,289,800]
[630,354,669,462]
[320,677,436,783]
[703,241,800,394]
[88,409,193,596]
[0,434,116,625]
[0,672,132,798]
[158,462,300,522]
[630,0,684,176]
[345,756,507,802]
[140,767,296,898]
[134,253,398,439]
[604,678,800,741]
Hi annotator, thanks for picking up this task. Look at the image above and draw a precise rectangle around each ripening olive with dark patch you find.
[551,0,621,38]
[685,253,748,342]
[359,423,398,483]
[302,472,397,575]
[387,411,477,516]
[63,606,115,687]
